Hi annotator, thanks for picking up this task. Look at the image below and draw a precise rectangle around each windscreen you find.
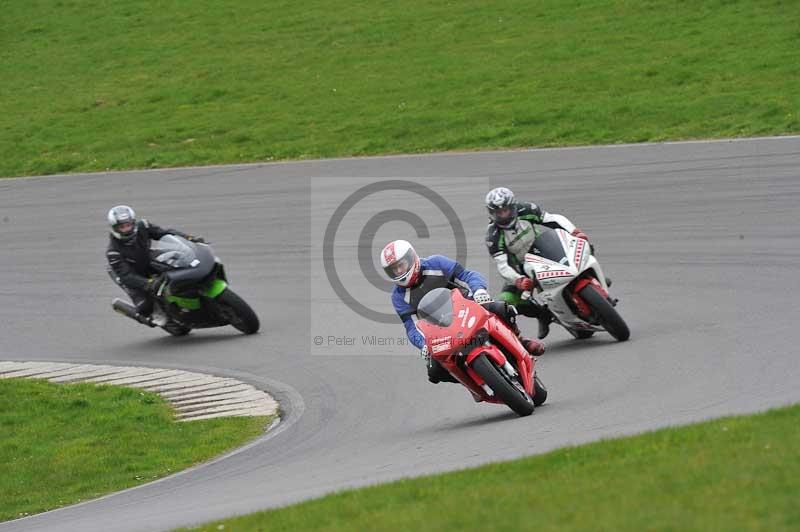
[149,235,198,269]
[531,226,568,264]
[417,287,454,327]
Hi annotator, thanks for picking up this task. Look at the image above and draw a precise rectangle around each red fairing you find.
[417,290,536,403]
[481,315,533,396]
[570,277,608,318]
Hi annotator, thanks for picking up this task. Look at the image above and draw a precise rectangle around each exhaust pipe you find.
[112,299,157,327]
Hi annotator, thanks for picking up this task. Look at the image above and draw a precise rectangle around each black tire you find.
[533,373,548,406]
[579,284,630,341]
[163,323,192,337]
[217,289,260,334]
[471,354,534,417]
[569,329,595,340]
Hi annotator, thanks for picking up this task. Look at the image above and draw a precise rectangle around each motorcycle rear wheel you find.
[579,284,630,341]
[471,354,534,417]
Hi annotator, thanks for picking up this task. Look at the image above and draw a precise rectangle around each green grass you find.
[186,404,800,532]
[0,378,270,522]
[1,0,798,177]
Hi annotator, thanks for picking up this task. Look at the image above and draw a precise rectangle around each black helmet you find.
[485,187,518,228]
[108,205,138,241]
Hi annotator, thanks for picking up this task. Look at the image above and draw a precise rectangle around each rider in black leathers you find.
[105,205,204,323]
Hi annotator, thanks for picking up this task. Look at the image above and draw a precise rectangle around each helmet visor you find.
[489,204,517,227]
[383,247,417,282]
[114,221,136,236]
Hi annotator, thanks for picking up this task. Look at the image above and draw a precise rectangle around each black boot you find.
[524,300,552,339]
[537,315,551,340]
[428,359,458,384]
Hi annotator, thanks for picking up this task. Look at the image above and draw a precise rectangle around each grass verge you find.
[2,0,798,177]
[0,378,271,522]
[186,404,800,531]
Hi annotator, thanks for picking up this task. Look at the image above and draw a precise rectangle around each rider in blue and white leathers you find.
[391,254,487,348]
[380,240,545,384]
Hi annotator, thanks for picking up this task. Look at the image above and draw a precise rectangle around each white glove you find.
[473,288,493,304]
[420,345,430,363]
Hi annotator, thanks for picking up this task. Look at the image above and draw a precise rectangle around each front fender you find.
[465,346,507,387]
[568,276,608,319]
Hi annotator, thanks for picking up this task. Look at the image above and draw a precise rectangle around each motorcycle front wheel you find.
[471,354,534,417]
[533,373,548,406]
[578,284,630,341]
[216,289,260,334]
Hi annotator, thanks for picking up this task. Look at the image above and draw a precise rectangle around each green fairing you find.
[166,295,201,310]
[498,290,523,305]
[201,279,227,298]
[165,280,227,309]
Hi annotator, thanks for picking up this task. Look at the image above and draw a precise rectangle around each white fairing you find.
[522,228,610,332]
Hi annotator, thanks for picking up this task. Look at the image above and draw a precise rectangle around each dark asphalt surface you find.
[1,136,798,531]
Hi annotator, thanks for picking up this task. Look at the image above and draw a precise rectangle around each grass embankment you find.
[2,0,798,177]
[0,378,270,522]
[188,404,799,532]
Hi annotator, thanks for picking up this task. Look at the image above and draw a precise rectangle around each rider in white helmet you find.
[484,186,593,339]
[381,239,545,384]
[106,205,205,325]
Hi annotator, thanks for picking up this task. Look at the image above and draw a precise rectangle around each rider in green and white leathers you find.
[484,187,590,338]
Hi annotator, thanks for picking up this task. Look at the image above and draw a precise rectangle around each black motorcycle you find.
[112,235,259,336]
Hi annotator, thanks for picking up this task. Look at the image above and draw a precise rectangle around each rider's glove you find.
[473,288,493,304]
[514,277,535,292]
[186,235,206,244]
[420,345,430,363]
[145,274,166,295]
[571,228,590,242]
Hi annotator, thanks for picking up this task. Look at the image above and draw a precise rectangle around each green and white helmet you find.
[485,187,518,228]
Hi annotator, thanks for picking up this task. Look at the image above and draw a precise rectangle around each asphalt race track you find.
[1,136,799,531]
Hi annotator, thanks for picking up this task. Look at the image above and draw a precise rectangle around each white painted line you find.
[1,361,278,422]
[84,369,185,385]
[178,400,279,416]
[179,405,278,422]
[21,365,110,379]
[174,391,268,411]
[81,368,173,385]
[0,363,78,378]
[176,397,267,414]
[0,361,24,372]
[48,367,131,383]
[135,375,221,392]
[162,385,255,404]
[159,380,249,399]
[172,389,265,406]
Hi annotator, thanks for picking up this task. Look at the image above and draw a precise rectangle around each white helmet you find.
[380,240,421,288]
[108,205,138,241]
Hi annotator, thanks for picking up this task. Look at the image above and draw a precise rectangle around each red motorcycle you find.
[416,288,547,417]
